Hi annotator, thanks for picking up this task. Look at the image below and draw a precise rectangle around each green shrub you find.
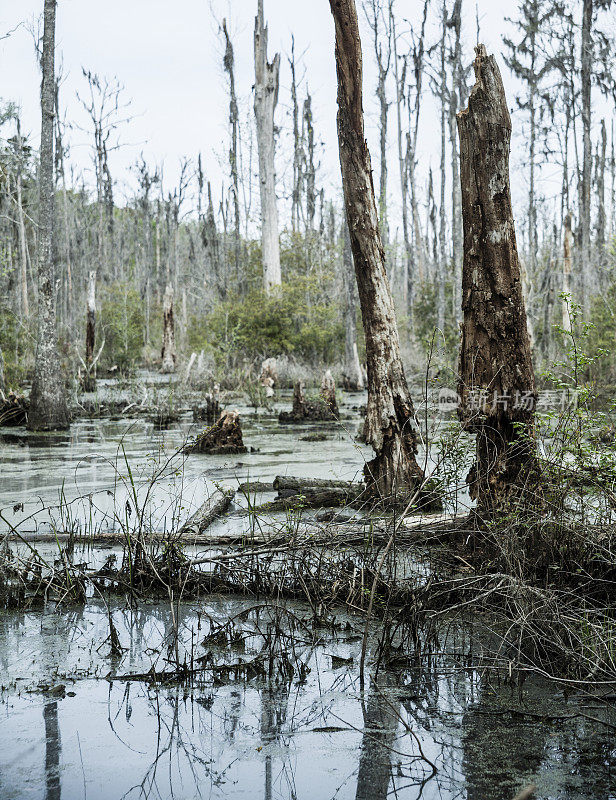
[99,282,145,373]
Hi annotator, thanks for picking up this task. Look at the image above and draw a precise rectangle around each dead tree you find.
[562,212,573,334]
[222,19,240,285]
[83,270,97,391]
[254,0,281,293]
[341,220,364,391]
[329,0,424,496]
[457,45,536,513]
[160,283,176,373]
[28,0,70,431]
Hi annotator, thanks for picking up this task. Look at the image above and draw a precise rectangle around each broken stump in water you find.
[279,379,338,423]
[186,409,248,455]
[0,393,28,427]
[259,357,277,398]
[192,385,221,424]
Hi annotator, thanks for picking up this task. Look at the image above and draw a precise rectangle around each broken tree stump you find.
[185,409,248,455]
[278,380,338,423]
[192,384,221,424]
[457,45,537,513]
[259,357,277,397]
[320,370,339,416]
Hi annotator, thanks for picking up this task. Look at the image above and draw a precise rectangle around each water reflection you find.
[43,700,61,800]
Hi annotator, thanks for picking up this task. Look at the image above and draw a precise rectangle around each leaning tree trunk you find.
[457,45,536,514]
[329,0,424,497]
[27,0,70,431]
[160,283,176,374]
[83,270,97,392]
[254,0,281,293]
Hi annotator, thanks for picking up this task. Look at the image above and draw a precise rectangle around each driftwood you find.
[179,488,235,537]
[279,380,338,423]
[185,409,248,454]
[238,480,274,493]
[249,475,366,512]
[0,393,28,427]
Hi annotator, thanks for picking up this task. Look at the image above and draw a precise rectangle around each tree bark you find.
[329,0,424,497]
[457,45,536,513]
[14,118,30,319]
[580,0,593,309]
[254,0,281,293]
[160,283,176,374]
[83,270,97,392]
[28,0,70,432]
[342,220,364,391]
[562,212,573,335]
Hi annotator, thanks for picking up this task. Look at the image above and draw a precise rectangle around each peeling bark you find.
[342,221,364,391]
[457,45,536,513]
[329,0,424,497]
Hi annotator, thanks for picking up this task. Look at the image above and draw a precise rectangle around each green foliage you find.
[99,282,145,374]
[413,277,458,361]
[186,278,344,368]
[0,306,34,389]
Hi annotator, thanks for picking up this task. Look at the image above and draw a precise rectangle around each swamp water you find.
[1,384,615,799]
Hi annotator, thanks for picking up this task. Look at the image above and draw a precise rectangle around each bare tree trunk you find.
[304,92,316,231]
[15,118,30,318]
[596,118,607,254]
[391,12,411,312]
[83,270,97,392]
[28,0,70,431]
[289,37,303,234]
[222,19,241,286]
[449,0,463,320]
[562,212,573,334]
[341,220,364,391]
[254,0,281,293]
[329,0,424,497]
[160,283,176,374]
[580,0,593,309]
[457,45,536,513]
[437,0,447,334]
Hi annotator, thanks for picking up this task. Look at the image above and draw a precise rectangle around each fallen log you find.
[251,485,365,513]
[179,488,235,537]
[273,476,360,492]
[238,480,274,493]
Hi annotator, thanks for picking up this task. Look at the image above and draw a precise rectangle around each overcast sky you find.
[0,0,563,220]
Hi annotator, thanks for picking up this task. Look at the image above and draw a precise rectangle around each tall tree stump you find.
[329,0,424,498]
[457,45,537,513]
[160,283,176,374]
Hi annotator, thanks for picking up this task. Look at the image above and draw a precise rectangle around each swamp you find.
[2,0,616,798]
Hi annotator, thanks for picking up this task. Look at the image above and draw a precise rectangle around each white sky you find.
[0,0,594,227]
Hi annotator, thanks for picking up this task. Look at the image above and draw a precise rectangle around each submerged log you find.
[457,45,536,513]
[179,488,235,537]
[0,393,29,427]
[186,409,248,454]
[273,476,358,492]
[278,380,337,423]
